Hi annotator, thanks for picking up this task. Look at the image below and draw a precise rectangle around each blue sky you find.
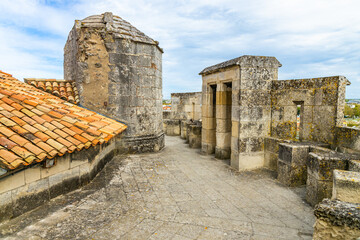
[0,0,359,99]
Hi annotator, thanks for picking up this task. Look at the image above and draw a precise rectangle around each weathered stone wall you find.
[264,137,289,171]
[171,92,202,121]
[333,170,360,203]
[64,12,164,153]
[335,126,360,153]
[313,199,360,240]
[201,56,281,170]
[163,119,180,136]
[0,137,117,222]
[271,76,349,145]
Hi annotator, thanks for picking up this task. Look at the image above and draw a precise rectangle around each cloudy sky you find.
[0,0,359,99]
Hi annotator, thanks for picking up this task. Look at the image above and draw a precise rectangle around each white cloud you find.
[0,0,359,98]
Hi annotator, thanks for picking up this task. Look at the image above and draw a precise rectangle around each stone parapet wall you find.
[306,151,359,206]
[0,138,118,222]
[170,92,202,121]
[313,199,360,239]
[271,76,349,145]
[163,119,180,136]
[335,126,360,153]
[332,170,360,204]
[163,111,171,120]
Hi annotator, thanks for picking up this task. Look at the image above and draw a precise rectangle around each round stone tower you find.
[64,12,164,153]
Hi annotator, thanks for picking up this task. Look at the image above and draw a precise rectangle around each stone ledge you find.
[314,199,360,229]
[333,170,360,203]
[0,138,117,222]
[117,132,165,153]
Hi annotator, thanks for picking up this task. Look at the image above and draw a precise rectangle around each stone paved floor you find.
[0,136,315,240]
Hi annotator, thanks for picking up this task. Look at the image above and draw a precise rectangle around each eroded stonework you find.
[64,12,164,153]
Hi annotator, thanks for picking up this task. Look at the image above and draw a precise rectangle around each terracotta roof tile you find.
[11,125,28,135]
[0,126,16,137]
[0,137,17,149]
[11,116,26,126]
[74,134,88,144]
[24,78,80,104]
[0,149,21,164]
[37,141,55,154]
[9,135,29,146]
[12,110,25,118]
[0,71,126,171]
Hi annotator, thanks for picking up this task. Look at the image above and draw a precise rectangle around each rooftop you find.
[199,55,282,76]
[0,70,126,173]
[24,78,79,104]
[77,12,162,51]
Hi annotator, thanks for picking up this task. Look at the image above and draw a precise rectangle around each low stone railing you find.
[314,199,360,239]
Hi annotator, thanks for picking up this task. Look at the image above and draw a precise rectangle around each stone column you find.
[215,83,232,159]
[201,85,216,154]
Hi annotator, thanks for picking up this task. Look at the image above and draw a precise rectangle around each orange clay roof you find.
[0,70,127,171]
[24,78,79,104]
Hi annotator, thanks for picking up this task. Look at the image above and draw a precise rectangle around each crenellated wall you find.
[270,76,349,145]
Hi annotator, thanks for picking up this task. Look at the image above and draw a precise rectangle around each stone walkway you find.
[0,136,314,240]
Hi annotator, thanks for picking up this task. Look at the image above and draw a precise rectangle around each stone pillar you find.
[277,143,309,187]
[180,120,188,140]
[64,12,164,153]
[201,85,216,154]
[234,56,281,170]
[306,152,348,206]
[215,83,232,159]
[189,122,202,149]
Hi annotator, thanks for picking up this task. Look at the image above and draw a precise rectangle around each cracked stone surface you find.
[0,136,315,239]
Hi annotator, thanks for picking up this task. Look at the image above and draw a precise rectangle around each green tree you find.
[353,104,360,118]
[344,104,354,118]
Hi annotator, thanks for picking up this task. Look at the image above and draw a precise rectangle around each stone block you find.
[313,199,360,240]
[264,152,278,171]
[332,170,360,203]
[180,120,188,139]
[41,155,71,178]
[0,191,13,222]
[216,105,227,119]
[0,171,25,194]
[231,121,239,137]
[163,119,180,136]
[70,159,88,169]
[188,123,202,149]
[278,143,309,166]
[216,132,231,148]
[277,143,309,186]
[307,152,348,181]
[306,152,349,206]
[201,128,215,145]
[201,142,215,155]
[231,136,238,153]
[202,117,215,130]
[349,160,360,172]
[306,173,333,206]
[235,152,264,170]
[215,147,231,159]
[24,166,41,184]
